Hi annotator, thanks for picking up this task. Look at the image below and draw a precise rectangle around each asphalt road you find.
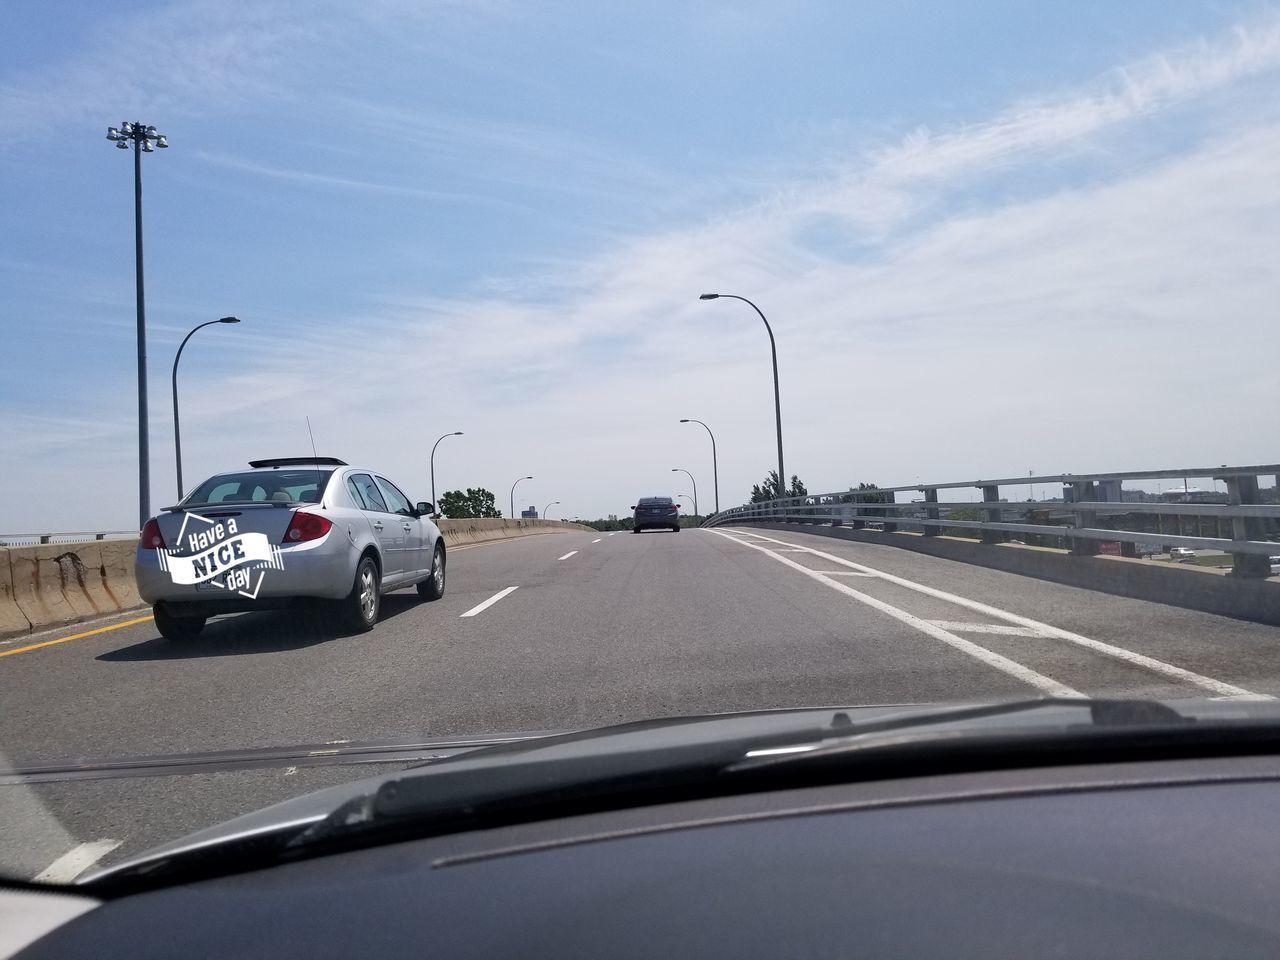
[4,525,1280,881]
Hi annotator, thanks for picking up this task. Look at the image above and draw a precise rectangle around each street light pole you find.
[543,500,560,519]
[107,122,168,525]
[677,494,695,512]
[133,135,148,525]
[430,431,464,516]
[679,418,719,514]
[701,293,778,504]
[672,468,697,515]
[510,476,533,519]
[172,316,240,499]
[700,293,784,499]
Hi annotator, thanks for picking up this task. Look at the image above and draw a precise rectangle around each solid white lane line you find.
[712,531,1081,698]
[813,570,874,577]
[724,529,1269,701]
[33,840,121,883]
[460,586,519,618]
[930,621,1046,638]
[592,539,602,543]
[558,551,578,561]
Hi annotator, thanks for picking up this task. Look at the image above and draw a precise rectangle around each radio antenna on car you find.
[306,416,324,508]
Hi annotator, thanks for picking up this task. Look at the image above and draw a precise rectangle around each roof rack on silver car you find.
[247,457,349,468]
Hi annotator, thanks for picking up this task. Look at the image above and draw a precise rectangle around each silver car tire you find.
[341,555,380,632]
[417,543,446,601]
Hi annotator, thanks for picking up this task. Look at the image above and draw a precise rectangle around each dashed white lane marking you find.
[592,539,602,543]
[720,528,1270,702]
[460,586,520,618]
[558,551,578,561]
[33,840,122,883]
[711,530,1082,698]
[930,621,1046,638]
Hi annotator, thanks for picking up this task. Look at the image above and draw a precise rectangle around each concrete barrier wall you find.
[1,541,143,640]
[0,519,591,639]
[737,521,1280,626]
[438,518,594,546]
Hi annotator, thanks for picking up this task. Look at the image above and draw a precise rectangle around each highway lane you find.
[4,524,1280,880]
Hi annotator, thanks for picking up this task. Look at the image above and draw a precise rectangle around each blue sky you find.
[2,1,1279,530]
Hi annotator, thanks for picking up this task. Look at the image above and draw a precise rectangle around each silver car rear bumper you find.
[136,534,359,606]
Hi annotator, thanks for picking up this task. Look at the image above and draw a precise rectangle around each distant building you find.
[521,506,538,519]
[1063,479,1123,503]
[608,514,618,522]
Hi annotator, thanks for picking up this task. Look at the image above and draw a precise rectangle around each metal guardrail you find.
[704,463,1280,578]
[0,531,137,547]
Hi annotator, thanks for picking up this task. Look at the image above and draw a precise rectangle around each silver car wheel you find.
[418,544,446,601]
[359,566,377,621]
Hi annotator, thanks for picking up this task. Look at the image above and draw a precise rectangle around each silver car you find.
[136,457,446,641]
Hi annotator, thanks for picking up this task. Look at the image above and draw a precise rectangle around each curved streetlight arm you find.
[672,468,697,516]
[680,418,719,515]
[172,317,239,499]
[510,476,533,519]
[543,501,560,519]
[701,293,784,499]
[430,431,463,516]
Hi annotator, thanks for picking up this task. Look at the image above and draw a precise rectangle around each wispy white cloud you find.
[328,96,704,219]
[0,0,325,133]
[190,150,528,210]
[790,13,1280,236]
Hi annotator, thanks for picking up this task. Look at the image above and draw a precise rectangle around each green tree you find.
[750,471,808,502]
[841,482,888,504]
[438,487,502,519]
[837,482,890,522]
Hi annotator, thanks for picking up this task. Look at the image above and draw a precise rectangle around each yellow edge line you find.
[0,615,153,659]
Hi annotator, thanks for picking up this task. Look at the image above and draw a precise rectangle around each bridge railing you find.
[0,531,137,547]
[703,463,1280,579]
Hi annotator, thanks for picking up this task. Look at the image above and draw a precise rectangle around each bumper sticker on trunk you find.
[156,513,285,599]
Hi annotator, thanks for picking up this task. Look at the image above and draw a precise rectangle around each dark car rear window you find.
[638,498,673,505]
[184,470,334,506]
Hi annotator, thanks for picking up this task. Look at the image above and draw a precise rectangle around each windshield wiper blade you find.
[0,734,549,785]
[287,701,1189,837]
[725,698,1194,773]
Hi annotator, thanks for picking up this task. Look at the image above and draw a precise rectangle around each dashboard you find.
[11,754,1280,959]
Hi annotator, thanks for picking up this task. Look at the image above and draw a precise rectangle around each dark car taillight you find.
[140,518,166,550]
[283,511,333,543]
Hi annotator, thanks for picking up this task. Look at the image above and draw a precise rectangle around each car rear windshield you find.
[183,470,334,506]
[638,498,673,505]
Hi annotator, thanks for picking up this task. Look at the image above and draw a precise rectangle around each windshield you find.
[184,471,334,505]
[3,0,1280,885]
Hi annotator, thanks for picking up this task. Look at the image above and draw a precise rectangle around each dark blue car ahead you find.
[632,496,680,533]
